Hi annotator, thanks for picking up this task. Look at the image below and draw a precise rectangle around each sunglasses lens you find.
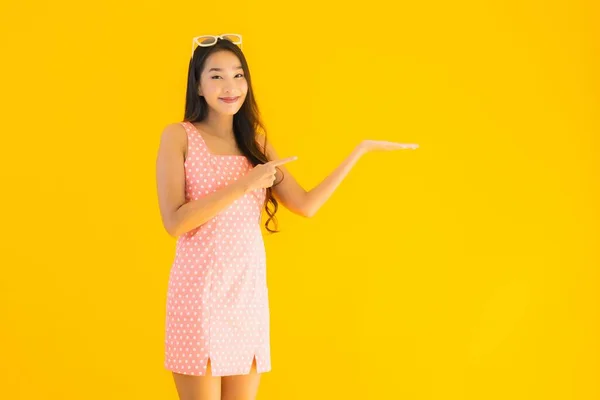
[221,34,241,45]
[199,36,217,46]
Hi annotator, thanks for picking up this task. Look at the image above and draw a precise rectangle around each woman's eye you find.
[211,74,244,80]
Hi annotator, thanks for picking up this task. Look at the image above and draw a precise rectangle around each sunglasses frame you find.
[191,34,243,57]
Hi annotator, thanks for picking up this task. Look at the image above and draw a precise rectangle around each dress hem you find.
[165,365,272,377]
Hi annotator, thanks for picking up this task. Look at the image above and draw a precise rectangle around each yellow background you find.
[1,0,598,399]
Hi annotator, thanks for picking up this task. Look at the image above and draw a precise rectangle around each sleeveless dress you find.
[164,121,271,377]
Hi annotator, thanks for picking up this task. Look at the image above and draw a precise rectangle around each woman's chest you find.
[184,157,250,197]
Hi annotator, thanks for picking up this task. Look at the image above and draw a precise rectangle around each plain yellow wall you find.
[1,0,598,399]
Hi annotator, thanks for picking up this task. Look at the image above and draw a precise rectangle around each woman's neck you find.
[199,112,235,139]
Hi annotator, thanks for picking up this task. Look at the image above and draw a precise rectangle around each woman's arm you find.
[156,124,250,237]
[259,137,418,218]
[258,139,364,217]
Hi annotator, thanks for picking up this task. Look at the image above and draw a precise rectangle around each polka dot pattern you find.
[164,121,271,377]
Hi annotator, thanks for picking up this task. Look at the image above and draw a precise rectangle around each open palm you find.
[359,140,419,152]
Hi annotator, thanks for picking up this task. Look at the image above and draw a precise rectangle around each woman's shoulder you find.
[159,122,188,154]
[161,121,188,139]
[254,133,279,161]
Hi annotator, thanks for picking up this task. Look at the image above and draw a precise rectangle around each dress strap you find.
[182,121,211,154]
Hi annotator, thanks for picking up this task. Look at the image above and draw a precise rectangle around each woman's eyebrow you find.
[207,66,243,72]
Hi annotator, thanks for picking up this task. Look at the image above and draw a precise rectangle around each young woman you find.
[155,34,418,400]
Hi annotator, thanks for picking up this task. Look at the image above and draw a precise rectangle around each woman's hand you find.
[358,140,419,154]
[240,156,298,192]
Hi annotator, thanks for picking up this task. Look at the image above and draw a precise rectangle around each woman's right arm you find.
[155,123,250,238]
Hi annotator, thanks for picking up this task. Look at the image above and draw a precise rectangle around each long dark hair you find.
[183,37,283,234]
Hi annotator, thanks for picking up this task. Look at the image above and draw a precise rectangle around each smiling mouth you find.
[219,97,240,103]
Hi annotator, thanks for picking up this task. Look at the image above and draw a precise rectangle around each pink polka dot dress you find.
[164,121,271,377]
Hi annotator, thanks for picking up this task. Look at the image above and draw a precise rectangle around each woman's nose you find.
[222,85,237,94]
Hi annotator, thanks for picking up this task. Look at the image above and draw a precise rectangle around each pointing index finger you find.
[268,156,298,167]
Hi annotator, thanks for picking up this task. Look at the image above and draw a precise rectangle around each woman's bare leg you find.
[220,357,261,400]
[172,358,221,400]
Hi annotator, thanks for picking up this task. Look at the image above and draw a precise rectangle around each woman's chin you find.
[219,106,242,116]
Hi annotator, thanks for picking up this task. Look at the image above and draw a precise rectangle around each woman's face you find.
[198,50,248,116]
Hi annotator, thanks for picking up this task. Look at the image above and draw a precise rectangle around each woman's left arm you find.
[259,137,418,218]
